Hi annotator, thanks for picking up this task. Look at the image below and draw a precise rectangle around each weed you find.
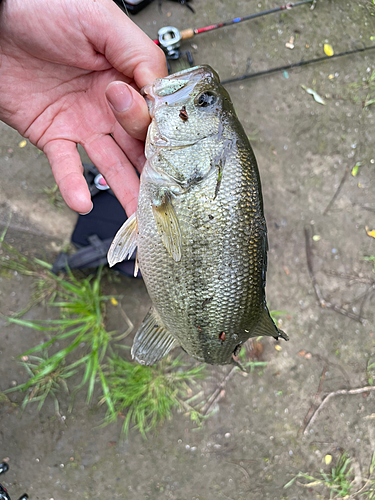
[238,343,268,372]
[1,247,121,417]
[1,237,274,437]
[0,243,58,316]
[367,359,375,386]
[285,452,353,498]
[348,70,375,109]
[42,184,64,209]
[5,352,78,416]
[0,241,209,436]
[104,354,206,437]
[364,255,375,273]
[285,451,375,499]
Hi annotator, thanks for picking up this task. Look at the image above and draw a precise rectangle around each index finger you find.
[86,0,168,88]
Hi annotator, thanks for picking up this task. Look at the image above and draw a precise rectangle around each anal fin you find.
[107,212,137,267]
[131,307,178,365]
[152,194,181,262]
[254,306,289,341]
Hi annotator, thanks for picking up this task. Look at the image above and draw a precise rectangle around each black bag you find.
[52,164,140,278]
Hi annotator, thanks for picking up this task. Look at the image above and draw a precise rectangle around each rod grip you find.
[180,28,194,40]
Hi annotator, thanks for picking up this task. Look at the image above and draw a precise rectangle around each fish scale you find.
[108,65,288,365]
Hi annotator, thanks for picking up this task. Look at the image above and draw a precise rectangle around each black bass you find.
[108,65,288,365]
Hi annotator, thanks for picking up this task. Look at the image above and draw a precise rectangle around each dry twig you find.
[304,386,375,435]
[323,165,350,215]
[202,366,238,415]
[299,365,328,436]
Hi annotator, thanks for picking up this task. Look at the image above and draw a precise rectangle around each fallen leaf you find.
[110,297,118,306]
[312,235,321,241]
[298,350,306,357]
[325,454,332,465]
[248,339,264,360]
[324,43,334,57]
[351,162,361,177]
[275,345,282,351]
[328,74,334,80]
[18,139,27,148]
[283,265,290,275]
[366,227,375,239]
[301,85,326,105]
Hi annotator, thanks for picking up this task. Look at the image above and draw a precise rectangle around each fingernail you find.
[79,202,93,216]
[106,82,132,113]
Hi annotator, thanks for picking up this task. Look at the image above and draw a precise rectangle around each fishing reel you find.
[0,463,28,500]
[158,26,182,59]
[157,26,195,71]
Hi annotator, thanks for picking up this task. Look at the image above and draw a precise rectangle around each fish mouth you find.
[141,65,220,118]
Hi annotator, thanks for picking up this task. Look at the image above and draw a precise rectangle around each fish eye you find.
[195,91,217,108]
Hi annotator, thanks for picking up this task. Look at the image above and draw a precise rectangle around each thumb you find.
[86,0,168,88]
[106,81,151,141]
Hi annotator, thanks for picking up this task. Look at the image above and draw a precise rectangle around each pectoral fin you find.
[107,212,138,267]
[254,306,289,341]
[131,307,178,365]
[152,195,182,262]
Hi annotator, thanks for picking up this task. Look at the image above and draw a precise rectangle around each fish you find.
[108,65,288,366]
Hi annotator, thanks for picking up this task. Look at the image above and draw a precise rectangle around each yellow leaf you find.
[18,139,27,148]
[325,454,332,465]
[328,74,334,80]
[324,44,334,57]
[275,345,282,351]
[312,235,321,241]
[110,297,118,306]
[351,162,360,177]
[365,227,375,239]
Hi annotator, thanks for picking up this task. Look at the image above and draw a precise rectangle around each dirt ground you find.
[1,0,375,499]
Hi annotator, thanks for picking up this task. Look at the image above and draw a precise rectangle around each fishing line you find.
[221,44,375,85]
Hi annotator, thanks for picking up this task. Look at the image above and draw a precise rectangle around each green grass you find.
[284,452,375,499]
[1,234,284,436]
[3,265,120,418]
[0,240,208,434]
[104,354,206,437]
[5,352,78,415]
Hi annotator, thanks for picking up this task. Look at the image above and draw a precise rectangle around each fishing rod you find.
[154,0,314,59]
[221,44,375,85]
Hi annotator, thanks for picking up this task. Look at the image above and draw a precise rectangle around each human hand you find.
[0,0,167,216]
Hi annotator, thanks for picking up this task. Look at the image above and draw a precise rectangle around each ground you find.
[0,0,375,499]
